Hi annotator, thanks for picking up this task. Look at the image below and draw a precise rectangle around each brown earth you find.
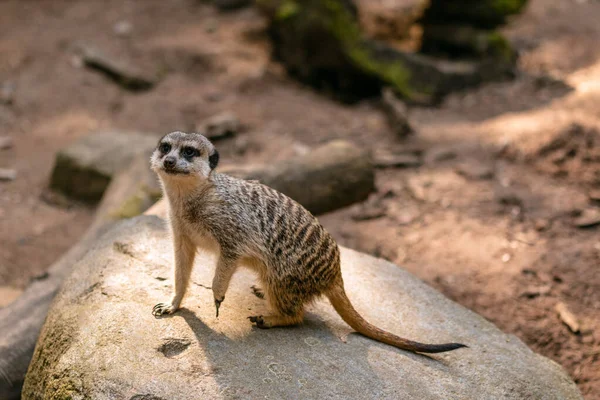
[0,0,598,397]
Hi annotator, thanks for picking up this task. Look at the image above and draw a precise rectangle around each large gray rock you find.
[49,131,159,203]
[23,215,582,399]
[221,140,375,215]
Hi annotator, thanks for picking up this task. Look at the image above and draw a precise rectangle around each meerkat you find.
[150,131,466,354]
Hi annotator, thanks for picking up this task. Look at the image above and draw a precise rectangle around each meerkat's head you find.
[150,131,219,181]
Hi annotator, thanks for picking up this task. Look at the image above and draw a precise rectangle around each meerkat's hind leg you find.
[248,312,304,329]
[249,278,306,328]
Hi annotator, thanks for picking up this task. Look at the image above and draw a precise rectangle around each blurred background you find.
[0,0,599,397]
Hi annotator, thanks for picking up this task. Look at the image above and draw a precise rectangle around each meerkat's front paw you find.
[152,302,178,317]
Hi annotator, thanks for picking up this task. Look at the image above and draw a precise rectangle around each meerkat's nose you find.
[164,156,176,169]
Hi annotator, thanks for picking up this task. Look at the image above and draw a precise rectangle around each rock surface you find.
[221,140,375,215]
[49,131,159,203]
[23,215,582,400]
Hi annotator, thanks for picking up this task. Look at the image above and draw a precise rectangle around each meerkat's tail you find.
[326,283,467,354]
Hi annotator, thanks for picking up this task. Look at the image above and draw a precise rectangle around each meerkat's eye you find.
[159,143,171,154]
[181,146,199,159]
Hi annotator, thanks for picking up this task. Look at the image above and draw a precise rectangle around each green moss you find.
[348,47,412,97]
[486,31,515,61]
[492,0,528,15]
[109,192,145,219]
[321,0,412,97]
[108,184,162,220]
[22,314,79,399]
[276,0,299,20]
[46,379,81,400]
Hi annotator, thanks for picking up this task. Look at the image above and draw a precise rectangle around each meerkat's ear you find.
[209,149,219,170]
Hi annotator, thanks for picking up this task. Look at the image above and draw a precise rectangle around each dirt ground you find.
[0,0,599,397]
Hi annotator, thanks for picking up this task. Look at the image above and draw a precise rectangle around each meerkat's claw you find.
[248,315,267,329]
[152,302,176,317]
[214,297,224,318]
[251,285,265,299]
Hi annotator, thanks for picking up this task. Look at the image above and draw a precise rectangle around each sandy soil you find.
[0,0,598,396]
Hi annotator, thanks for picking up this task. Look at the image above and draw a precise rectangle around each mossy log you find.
[257,0,515,104]
[422,0,529,29]
[421,24,516,60]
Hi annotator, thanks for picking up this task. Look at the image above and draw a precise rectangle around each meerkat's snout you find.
[163,156,176,170]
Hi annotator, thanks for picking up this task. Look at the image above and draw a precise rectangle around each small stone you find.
[76,43,157,91]
[40,189,76,209]
[198,111,240,141]
[589,190,600,203]
[113,20,133,37]
[204,20,219,33]
[406,177,428,201]
[396,209,420,225]
[381,88,413,137]
[496,188,523,207]
[520,285,551,299]
[373,152,422,168]
[351,205,386,221]
[456,161,495,180]
[555,302,581,334]
[0,168,16,181]
[425,146,458,163]
[204,91,224,103]
[534,219,550,231]
[0,81,16,105]
[0,136,13,150]
[292,142,310,156]
[573,208,600,228]
[581,335,594,345]
[351,197,387,221]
